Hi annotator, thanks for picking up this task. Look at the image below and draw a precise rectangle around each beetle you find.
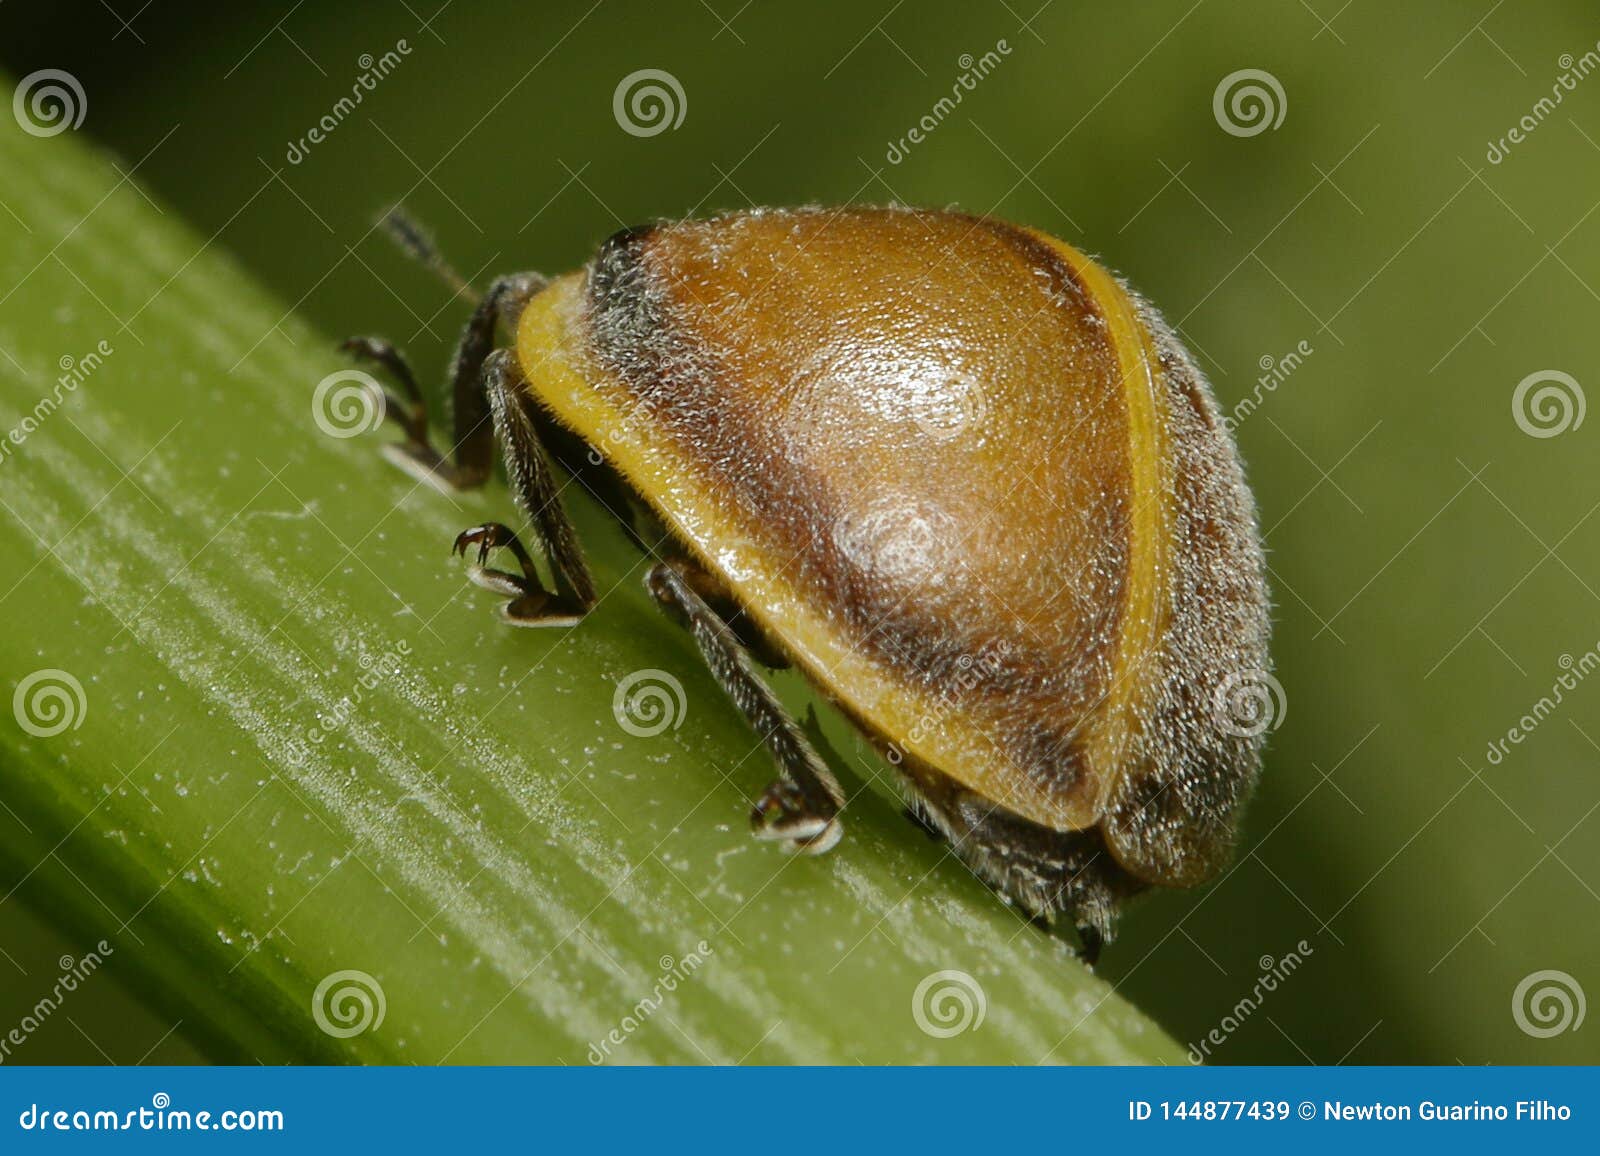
[342,205,1271,963]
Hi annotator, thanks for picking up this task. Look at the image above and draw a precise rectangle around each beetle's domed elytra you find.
[516,205,1270,895]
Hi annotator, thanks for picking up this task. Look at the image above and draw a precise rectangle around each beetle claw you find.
[453,522,513,568]
[751,782,842,854]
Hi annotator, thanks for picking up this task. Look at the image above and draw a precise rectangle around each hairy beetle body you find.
[347,205,1271,955]
[518,208,1269,913]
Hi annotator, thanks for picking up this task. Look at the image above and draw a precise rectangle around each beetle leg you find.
[645,559,845,855]
[899,774,1144,963]
[447,351,595,626]
[672,565,791,671]
[482,349,597,609]
[451,522,585,628]
[1075,923,1106,968]
[338,336,433,457]
[341,271,548,491]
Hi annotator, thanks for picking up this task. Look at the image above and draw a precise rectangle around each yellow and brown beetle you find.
[343,206,1271,962]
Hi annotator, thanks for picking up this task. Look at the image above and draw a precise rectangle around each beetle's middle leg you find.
[646,558,845,854]
[341,271,547,491]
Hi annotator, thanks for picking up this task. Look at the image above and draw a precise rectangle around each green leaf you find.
[0,82,1183,1066]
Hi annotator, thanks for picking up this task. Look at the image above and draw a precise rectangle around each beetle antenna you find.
[378,206,482,305]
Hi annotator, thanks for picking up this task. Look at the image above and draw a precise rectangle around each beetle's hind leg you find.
[645,559,846,854]
[897,769,1144,966]
[452,350,597,626]
[341,270,547,491]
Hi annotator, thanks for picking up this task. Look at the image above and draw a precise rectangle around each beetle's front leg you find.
[341,271,547,491]
[645,558,846,854]
[452,522,586,628]
[454,350,597,626]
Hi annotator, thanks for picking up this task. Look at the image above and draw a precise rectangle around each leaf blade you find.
[0,89,1184,1066]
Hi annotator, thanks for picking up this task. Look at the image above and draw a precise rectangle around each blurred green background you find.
[2,0,1597,1064]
